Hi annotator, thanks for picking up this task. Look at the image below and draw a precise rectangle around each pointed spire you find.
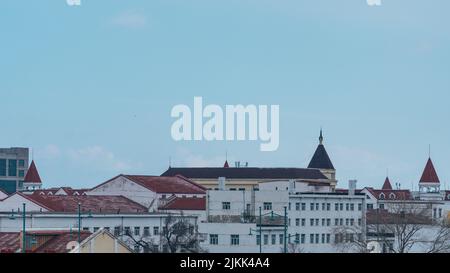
[382,177,393,190]
[319,128,324,145]
[23,160,42,184]
[224,160,230,168]
[420,157,440,184]
[308,129,334,170]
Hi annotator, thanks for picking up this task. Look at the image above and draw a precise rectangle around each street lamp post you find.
[78,202,81,244]
[22,203,26,253]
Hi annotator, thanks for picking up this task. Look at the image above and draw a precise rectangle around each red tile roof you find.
[93,174,206,195]
[33,231,91,253]
[159,197,206,211]
[420,158,440,184]
[0,233,20,253]
[0,231,92,253]
[31,187,89,196]
[365,188,413,200]
[23,160,42,184]
[382,177,393,190]
[26,195,148,213]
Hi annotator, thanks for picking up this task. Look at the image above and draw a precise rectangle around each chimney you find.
[218,177,226,191]
[349,180,357,196]
[288,179,295,194]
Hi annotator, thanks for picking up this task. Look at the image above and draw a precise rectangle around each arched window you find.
[389,193,396,199]
[379,193,385,200]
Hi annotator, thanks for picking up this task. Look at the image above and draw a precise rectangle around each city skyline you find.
[1,0,449,189]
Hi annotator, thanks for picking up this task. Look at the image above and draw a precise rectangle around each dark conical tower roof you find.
[308,130,335,170]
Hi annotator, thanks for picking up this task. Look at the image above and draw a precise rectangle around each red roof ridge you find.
[23,160,42,183]
[15,192,55,212]
[173,174,208,191]
[420,158,440,184]
[382,177,393,190]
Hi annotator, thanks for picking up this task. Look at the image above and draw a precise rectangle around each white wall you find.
[0,193,49,213]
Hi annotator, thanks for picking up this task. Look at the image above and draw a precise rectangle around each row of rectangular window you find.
[0,159,25,177]
[80,226,161,237]
[290,218,362,227]
[289,202,362,212]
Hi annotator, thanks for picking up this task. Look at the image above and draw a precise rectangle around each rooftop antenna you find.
[169,156,172,168]
[429,144,431,158]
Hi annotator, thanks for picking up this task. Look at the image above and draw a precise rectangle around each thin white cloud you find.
[111,10,148,29]
[174,147,231,168]
[367,0,382,6]
[67,146,136,172]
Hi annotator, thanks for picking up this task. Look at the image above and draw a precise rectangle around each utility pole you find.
[259,207,262,254]
[284,206,287,253]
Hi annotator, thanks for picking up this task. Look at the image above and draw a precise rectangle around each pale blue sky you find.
[1,0,449,190]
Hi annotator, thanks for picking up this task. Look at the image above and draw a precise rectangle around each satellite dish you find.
[367,241,382,253]
[66,241,80,251]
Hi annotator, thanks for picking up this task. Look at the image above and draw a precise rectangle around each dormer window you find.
[389,193,396,199]
[379,193,385,200]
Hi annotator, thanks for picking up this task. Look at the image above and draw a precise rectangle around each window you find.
[93,227,100,232]
[301,234,305,244]
[327,203,331,211]
[239,188,245,191]
[264,235,269,245]
[263,202,272,211]
[322,203,326,211]
[18,170,25,178]
[288,203,291,211]
[358,203,362,211]
[256,235,261,245]
[346,203,349,211]
[326,234,331,244]
[316,203,319,211]
[335,203,339,211]
[0,159,6,176]
[301,219,306,227]
[124,227,131,235]
[433,208,437,218]
[114,227,120,236]
[350,219,355,226]
[367,204,374,210]
[345,219,349,226]
[154,227,159,236]
[322,234,325,244]
[310,234,314,244]
[83,227,90,231]
[279,234,284,245]
[143,227,150,236]
[296,203,300,211]
[210,234,219,245]
[301,203,306,211]
[8,160,17,177]
[358,219,362,226]
[104,227,110,232]
[439,209,443,218]
[222,202,231,210]
[327,219,331,226]
[18,160,25,167]
[310,219,314,226]
[340,219,344,226]
[340,204,344,211]
[315,234,320,244]
[272,234,276,245]
[350,204,355,211]
[134,227,140,236]
[310,203,315,211]
[296,219,300,226]
[379,204,385,210]
[231,235,240,246]
[230,188,236,191]
[295,234,300,244]
[335,219,339,226]
[315,219,319,226]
